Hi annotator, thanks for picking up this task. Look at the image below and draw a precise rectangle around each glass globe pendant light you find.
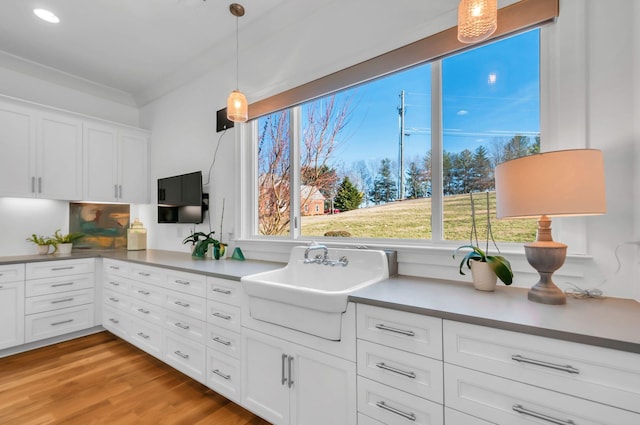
[227,3,248,122]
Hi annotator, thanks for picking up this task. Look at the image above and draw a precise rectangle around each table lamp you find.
[495,149,606,305]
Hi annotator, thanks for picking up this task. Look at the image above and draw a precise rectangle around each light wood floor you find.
[0,332,271,425]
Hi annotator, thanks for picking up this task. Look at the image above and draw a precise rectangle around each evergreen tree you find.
[472,145,493,191]
[443,151,456,195]
[405,161,429,199]
[334,177,363,211]
[368,158,397,204]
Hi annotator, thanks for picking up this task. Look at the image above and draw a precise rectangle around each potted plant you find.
[26,233,56,255]
[182,231,219,258]
[453,192,513,291]
[52,229,84,255]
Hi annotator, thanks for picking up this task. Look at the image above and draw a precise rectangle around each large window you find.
[255,30,540,243]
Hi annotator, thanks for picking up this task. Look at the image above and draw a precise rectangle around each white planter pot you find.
[56,243,73,255]
[37,245,53,255]
[470,261,497,292]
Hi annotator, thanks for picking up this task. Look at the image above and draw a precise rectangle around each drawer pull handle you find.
[174,322,190,330]
[174,301,190,308]
[138,272,151,277]
[212,288,232,295]
[52,266,74,271]
[175,279,191,285]
[109,297,119,302]
[375,401,416,421]
[52,282,74,287]
[109,281,120,286]
[212,369,231,380]
[375,323,415,337]
[109,318,119,324]
[511,355,580,374]
[513,404,575,425]
[51,297,74,304]
[51,319,74,326]
[109,266,120,270]
[213,337,231,346]
[376,362,416,379]
[137,308,150,314]
[137,332,150,339]
[174,350,189,359]
[212,312,231,320]
[137,290,150,295]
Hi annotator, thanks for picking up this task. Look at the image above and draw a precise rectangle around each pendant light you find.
[227,3,248,122]
[457,0,497,44]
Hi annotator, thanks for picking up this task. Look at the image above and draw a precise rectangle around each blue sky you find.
[331,28,540,169]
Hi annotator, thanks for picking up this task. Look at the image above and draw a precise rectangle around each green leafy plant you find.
[453,192,513,285]
[182,231,219,258]
[26,234,55,246]
[52,229,85,244]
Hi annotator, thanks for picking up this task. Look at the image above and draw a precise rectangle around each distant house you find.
[300,185,325,216]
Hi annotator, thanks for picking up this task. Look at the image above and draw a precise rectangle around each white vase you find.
[470,261,497,292]
[56,243,73,255]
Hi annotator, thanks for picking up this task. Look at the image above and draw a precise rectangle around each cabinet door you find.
[118,129,148,203]
[83,122,118,201]
[0,280,25,349]
[291,342,357,425]
[0,101,36,197]
[242,328,290,425]
[37,112,83,200]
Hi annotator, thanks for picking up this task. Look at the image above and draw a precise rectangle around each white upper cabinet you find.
[83,122,149,203]
[0,101,35,197]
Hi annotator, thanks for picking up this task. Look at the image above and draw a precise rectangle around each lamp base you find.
[524,242,567,305]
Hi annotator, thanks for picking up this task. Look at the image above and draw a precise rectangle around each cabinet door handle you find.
[511,354,580,374]
[118,185,122,199]
[174,322,190,330]
[376,362,416,379]
[174,301,190,308]
[51,297,74,304]
[38,177,42,193]
[175,279,191,285]
[281,354,288,385]
[52,282,74,287]
[51,319,74,326]
[375,401,416,421]
[213,337,231,346]
[174,350,189,359]
[212,312,231,320]
[212,288,231,295]
[32,176,36,193]
[287,355,294,388]
[513,404,576,425]
[212,369,231,380]
[137,332,149,339]
[375,323,415,336]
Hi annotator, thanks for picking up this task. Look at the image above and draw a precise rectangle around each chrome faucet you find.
[304,244,328,264]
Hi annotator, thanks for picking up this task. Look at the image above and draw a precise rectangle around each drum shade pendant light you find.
[457,0,497,44]
[227,3,248,122]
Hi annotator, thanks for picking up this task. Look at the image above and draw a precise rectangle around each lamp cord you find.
[235,14,239,91]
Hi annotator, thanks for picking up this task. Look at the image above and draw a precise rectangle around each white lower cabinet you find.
[207,347,241,402]
[129,317,162,358]
[444,407,493,425]
[242,327,356,425]
[0,264,25,349]
[25,304,95,342]
[164,330,206,384]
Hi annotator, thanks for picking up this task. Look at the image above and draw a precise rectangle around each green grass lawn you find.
[301,192,537,242]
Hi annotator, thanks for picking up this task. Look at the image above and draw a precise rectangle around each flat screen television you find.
[157,171,207,223]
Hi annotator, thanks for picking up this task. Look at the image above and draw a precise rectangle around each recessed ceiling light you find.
[33,8,60,24]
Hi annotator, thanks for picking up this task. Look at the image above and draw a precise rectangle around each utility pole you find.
[397,90,406,201]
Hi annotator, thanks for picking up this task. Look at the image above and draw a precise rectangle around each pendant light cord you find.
[235,15,239,91]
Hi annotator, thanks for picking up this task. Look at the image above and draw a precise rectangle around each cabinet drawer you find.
[357,413,385,425]
[102,305,129,339]
[25,304,95,342]
[26,273,94,297]
[165,289,206,322]
[207,299,241,333]
[444,408,493,425]
[26,258,94,279]
[206,348,241,402]
[130,264,164,286]
[357,376,444,425]
[165,312,206,345]
[165,270,206,297]
[207,277,241,306]
[443,320,640,413]
[129,318,163,358]
[357,339,443,403]
[164,330,206,383]
[130,298,164,326]
[103,288,130,312]
[102,259,131,277]
[130,280,163,306]
[357,304,442,360]
[0,263,24,283]
[25,288,93,315]
[103,274,131,295]
[445,363,640,425]
[206,324,241,359]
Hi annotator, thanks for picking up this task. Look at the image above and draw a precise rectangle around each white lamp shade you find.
[457,0,497,44]
[495,149,606,219]
[227,90,248,122]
